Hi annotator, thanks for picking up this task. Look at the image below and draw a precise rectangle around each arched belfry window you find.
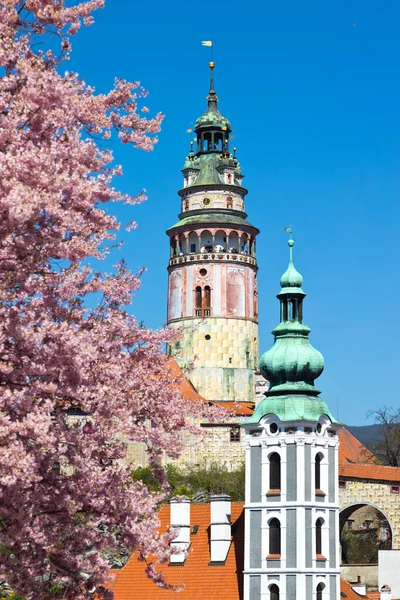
[195,287,202,316]
[269,519,281,556]
[316,583,324,600]
[315,453,322,490]
[269,453,281,491]
[204,286,211,316]
[194,286,212,317]
[316,518,323,556]
[270,584,279,600]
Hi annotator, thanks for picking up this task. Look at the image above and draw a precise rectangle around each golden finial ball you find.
[209,61,215,68]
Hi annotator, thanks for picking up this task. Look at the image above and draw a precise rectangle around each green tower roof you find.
[244,235,338,426]
[194,63,231,132]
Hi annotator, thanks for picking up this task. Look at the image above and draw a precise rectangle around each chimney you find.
[170,497,191,563]
[210,494,231,563]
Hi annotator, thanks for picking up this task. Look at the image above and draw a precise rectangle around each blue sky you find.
[67,0,400,426]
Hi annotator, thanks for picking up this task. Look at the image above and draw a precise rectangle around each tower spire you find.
[245,237,338,424]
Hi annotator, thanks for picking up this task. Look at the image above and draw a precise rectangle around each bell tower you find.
[243,236,341,600]
[166,62,260,403]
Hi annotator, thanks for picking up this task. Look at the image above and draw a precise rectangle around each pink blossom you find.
[0,2,223,599]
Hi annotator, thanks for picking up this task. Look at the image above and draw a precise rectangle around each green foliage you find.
[131,467,161,492]
[165,462,245,502]
[341,529,378,564]
[131,462,246,503]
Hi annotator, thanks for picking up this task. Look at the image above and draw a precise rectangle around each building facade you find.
[242,238,341,600]
[166,62,260,403]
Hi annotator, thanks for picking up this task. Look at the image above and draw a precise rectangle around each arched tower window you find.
[269,518,281,556]
[204,286,211,316]
[315,453,322,490]
[194,286,212,317]
[227,196,233,209]
[270,584,279,600]
[269,453,281,491]
[195,287,202,316]
[316,583,324,600]
[316,518,323,556]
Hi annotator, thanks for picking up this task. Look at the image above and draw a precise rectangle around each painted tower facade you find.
[243,238,341,600]
[166,63,260,402]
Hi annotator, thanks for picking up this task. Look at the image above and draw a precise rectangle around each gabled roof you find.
[339,462,400,483]
[338,428,375,464]
[110,503,244,600]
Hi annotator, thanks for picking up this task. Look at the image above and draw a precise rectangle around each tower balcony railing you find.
[169,251,257,268]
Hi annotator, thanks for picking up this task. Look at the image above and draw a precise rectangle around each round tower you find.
[166,62,260,402]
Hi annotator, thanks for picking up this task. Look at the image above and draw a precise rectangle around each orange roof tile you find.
[166,359,206,403]
[339,462,400,483]
[111,503,244,600]
[111,503,371,600]
[338,428,375,464]
[210,401,255,417]
[340,578,368,599]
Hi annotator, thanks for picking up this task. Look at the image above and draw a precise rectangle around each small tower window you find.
[194,286,212,317]
[230,426,240,442]
[316,518,323,556]
[268,518,281,556]
[204,286,211,316]
[315,453,322,490]
[227,196,233,209]
[195,286,202,316]
[270,585,279,600]
[269,453,281,491]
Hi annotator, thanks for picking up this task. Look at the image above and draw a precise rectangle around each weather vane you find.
[283,226,293,239]
[201,40,213,61]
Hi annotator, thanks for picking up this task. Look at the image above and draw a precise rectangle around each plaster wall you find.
[340,565,378,589]
[379,550,400,597]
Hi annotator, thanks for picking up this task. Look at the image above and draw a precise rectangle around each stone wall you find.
[340,565,378,590]
[339,479,400,549]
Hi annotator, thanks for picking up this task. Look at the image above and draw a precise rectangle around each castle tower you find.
[166,62,260,402]
[243,237,341,600]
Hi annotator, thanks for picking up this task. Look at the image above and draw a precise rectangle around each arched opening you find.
[195,286,202,317]
[316,518,323,556]
[188,231,198,254]
[268,518,281,556]
[227,196,233,209]
[204,286,211,316]
[269,453,281,491]
[315,453,323,490]
[200,230,213,253]
[241,233,249,255]
[203,132,212,152]
[214,229,226,252]
[228,231,238,254]
[340,504,392,566]
[269,584,279,600]
[316,583,324,600]
[214,132,223,151]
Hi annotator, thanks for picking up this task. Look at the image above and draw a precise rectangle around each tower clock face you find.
[201,196,213,208]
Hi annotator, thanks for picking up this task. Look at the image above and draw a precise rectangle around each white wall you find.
[379,550,400,597]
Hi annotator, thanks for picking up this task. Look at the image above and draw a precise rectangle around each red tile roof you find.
[166,359,206,403]
[210,401,255,416]
[340,578,368,599]
[338,428,375,464]
[339,462,400,483]
[111,503,244,600]
[110,503,369,600]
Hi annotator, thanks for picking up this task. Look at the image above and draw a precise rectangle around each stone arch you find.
[340,502,393,566]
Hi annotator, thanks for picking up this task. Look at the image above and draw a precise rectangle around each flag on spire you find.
[201,41,212,46]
